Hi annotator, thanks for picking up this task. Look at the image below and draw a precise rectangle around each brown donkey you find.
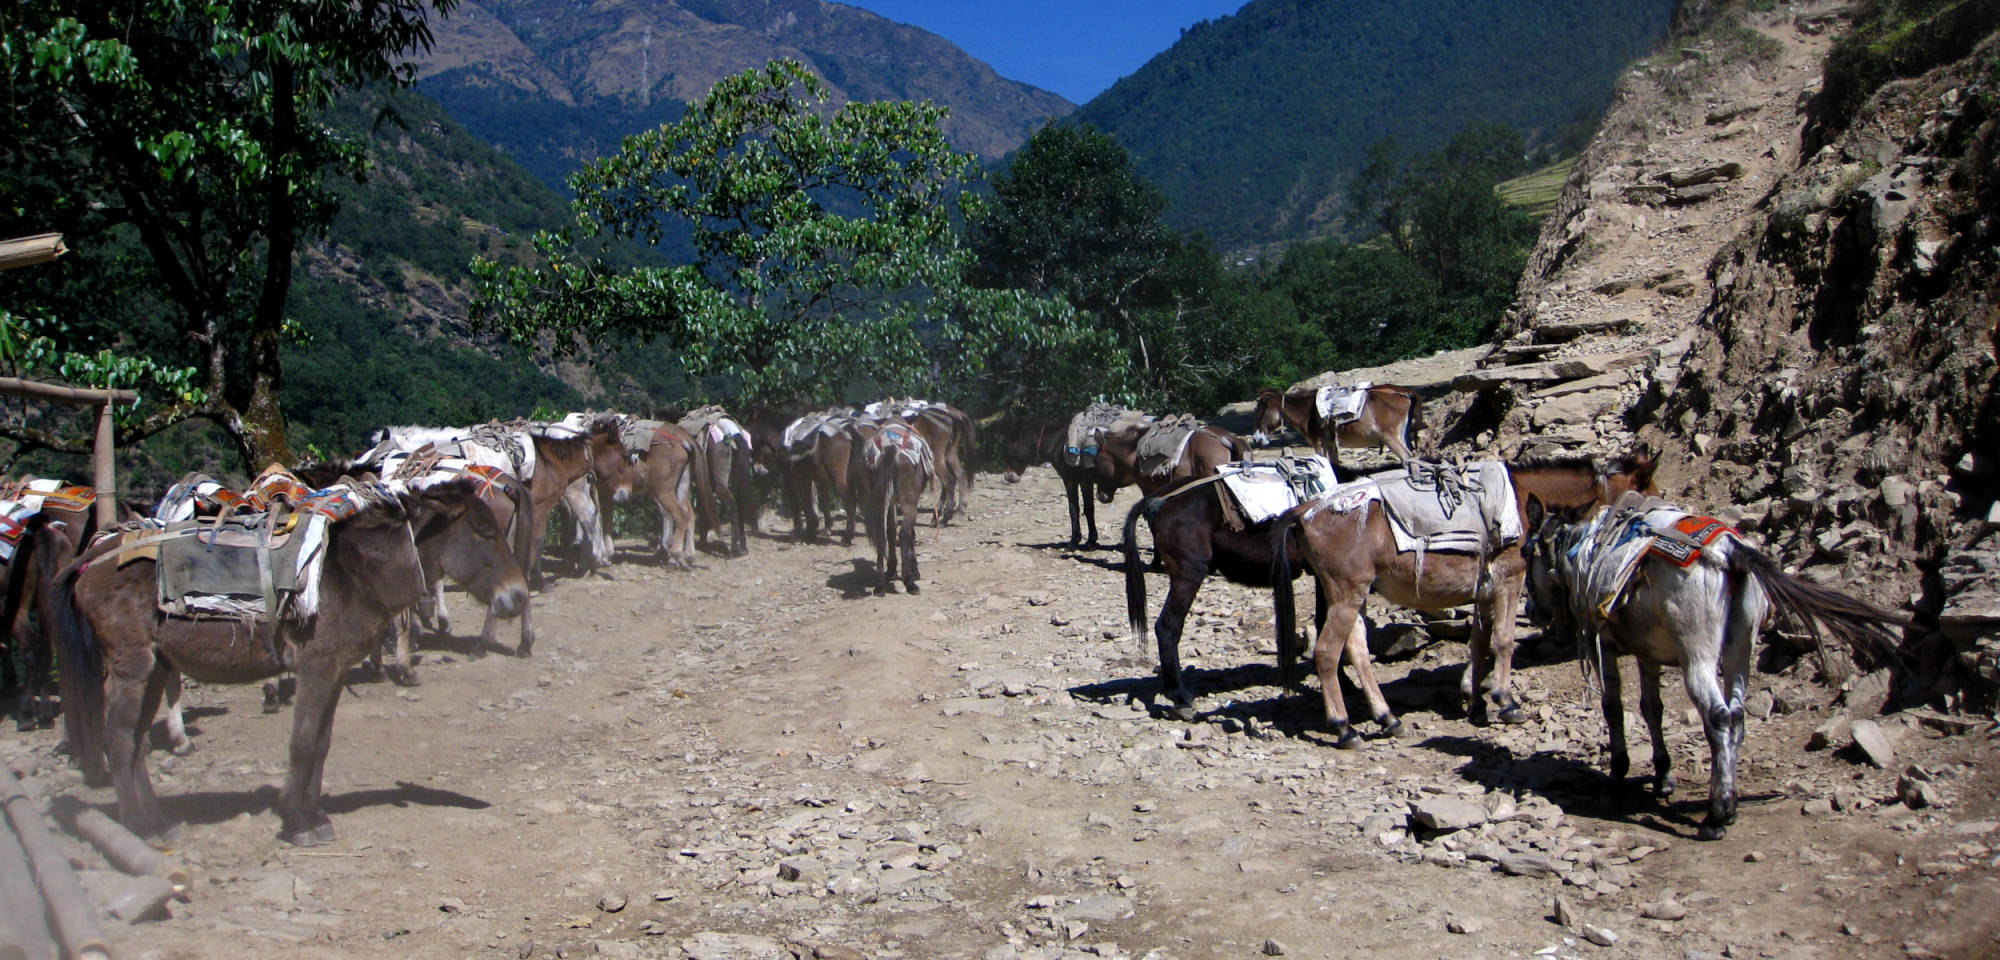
[370,460,536,683]
[629,420,700,569]
[1251,384,1424,476]
[853,419,935,594]
[1090,419,1250,505]
[1269,450,1658,745]
[0,481,111,731]
[51,475,521,844]
[1000,418,1105,547]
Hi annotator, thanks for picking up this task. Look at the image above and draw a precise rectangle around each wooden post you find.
[93,401,115,528]
[0,377,138,515]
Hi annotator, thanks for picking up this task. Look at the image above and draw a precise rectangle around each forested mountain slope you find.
[1071,0,1676,249]
[410,0,1074,190]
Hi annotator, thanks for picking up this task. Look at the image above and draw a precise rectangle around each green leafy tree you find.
[472,60,1113,414]
[1,0,453,468]
[1348,123,1535,298]
[971,123,1178,334]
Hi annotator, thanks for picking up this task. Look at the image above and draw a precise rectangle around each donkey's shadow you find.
[1420,734,1783,841]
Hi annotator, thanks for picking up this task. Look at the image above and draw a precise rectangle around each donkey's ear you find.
[1524,493,1546,530]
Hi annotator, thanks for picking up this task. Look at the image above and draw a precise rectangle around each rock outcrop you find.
[1281,1,2000,707]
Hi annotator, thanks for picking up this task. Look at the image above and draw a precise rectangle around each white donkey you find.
[1522,492,1903,841]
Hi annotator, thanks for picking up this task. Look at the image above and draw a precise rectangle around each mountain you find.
[409,0,1075,190]
[1070,0,1677,249]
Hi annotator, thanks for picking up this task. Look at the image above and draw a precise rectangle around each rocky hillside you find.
[1393,0,1999,706]
[411,0,1073,187]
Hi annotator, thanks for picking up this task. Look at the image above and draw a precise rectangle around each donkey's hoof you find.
[1166,700,1198,722]
[170,740,198,757]
[1332,725,1363,750]
[14,715,35,733]
[387,667,422,688]
[1377,715,1405,738]
[1495,704,1530,725]
[904,582,921,595]
[1696,821,1726,841]
[312,821,337,843]
[281,827,320,848]
[1654,773,1677,798]
[514,646,534,660]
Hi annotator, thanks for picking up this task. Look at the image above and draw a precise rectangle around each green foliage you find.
[1181,124,1540,403]
[1069,0,1674,249]
[472,59,1110,418]
[281,276,581,455]
[970,124,1176,327]
[1,0,457,467]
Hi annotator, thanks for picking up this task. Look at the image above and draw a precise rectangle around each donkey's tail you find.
[689,436,720,536]
[1122,498,1160,647]
[0,514,51,703]
[729,435,758,525]
[1732,544,1907,675]
[1270,507,1305,691]
[48,545,108,786]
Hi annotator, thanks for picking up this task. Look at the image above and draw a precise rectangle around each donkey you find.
[782,411,865,544]
[853,418,935,594]
[901,406,970,524]
[371,416,634,592]
[1091,419,1251,504]
[1251,384,1424,476]
[0,483,110,731]
[678,408,756,557]
[1121,471,1330,723]
[1269,451,1659,745]
[1523,494,1904,840]
[50,474,521,844]
[625,420,700,569]
[367,459,536,683]
[868,400,975,523]
[1001,418,1104,547]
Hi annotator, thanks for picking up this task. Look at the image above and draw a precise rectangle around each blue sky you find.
[842,1,1249,104]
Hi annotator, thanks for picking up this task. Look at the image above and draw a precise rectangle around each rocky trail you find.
[4,467,1997,960]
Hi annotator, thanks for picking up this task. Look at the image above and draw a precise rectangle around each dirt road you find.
[5,468,1996,960]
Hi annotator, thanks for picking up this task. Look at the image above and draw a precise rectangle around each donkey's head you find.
[1001,419,1054,484]
[1520,493,1594,648]
[1250,388,1287,447]
[583,414,637,505]
[1599,442,1660,501]
[409,477,528,620]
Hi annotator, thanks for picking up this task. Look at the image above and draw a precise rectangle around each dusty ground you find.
[6,469,1999,960]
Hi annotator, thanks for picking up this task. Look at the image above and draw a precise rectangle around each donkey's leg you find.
[1637,660,1675,797]
[103,650,169,836]
[1081,480,1101,548]
[382,611,421,685]
[1152,562,1207,721]
[1478,570,1530,724]
[161,670,195,756]
[899,494,921,594]
[279,657,346,846]
[516,584,540,660]
[1681,635,1736,840]
[1598,647,1628,781]
[1312,589,1365,748]
[1716,584,1756,830]
[1338,613,1401,736]
[1063,476,1085,547]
